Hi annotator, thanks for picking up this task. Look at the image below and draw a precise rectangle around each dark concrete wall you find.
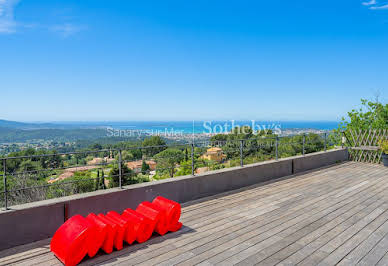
[0,148,348,251]
[0,202,64,250]
[66,158,292,218]
[293,149,349,174]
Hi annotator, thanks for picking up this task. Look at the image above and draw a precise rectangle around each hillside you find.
[0,127,109,142]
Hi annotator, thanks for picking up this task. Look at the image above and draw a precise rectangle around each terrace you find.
[0,131,387,265]
[1,161,388,265]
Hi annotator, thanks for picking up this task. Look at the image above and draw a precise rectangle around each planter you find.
[383,153,388,167]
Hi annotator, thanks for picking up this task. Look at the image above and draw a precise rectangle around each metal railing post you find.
[191,143,195,176]
[3,159,7,210]
[324,132,327,152]
[302,134,306,156]
[275,136,279,160]
[118,149,122,189]
[240,140,244,167]
[101,170,106,190]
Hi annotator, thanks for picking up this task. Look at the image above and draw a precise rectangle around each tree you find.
[101,170,106,189]
[154,149,184,178]
[40,151,63,169]
[141,160,150,175]
[210,134,228,145]
[142,136,167,157]
[70,175,94,194]
[95,170,100,191]
[339,99,388,131]
[175,160,192,176]
[184,147,189,161]
[53,172,95,196]
[121,150,134,161]
[90,143,103,150]
[224,126,258,159]
[109,163,135,187]
[305,133,324,154]
[257,129,273,136]
[130,149,143,160]
[19,160,37,172]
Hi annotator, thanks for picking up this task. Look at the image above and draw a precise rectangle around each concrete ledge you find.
[0,148,348,251]
[293,148,349,174]
[0,203,64,249]
[58,158,293,218]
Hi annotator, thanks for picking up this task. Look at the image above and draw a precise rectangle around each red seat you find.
[107,211,136,245]
[152,196,182,232]
[169,221,183,232]
[122,208,154,243]
[100,214,125,251]
[50,197,183,266]
[85,213,108,257]
[97,214,118,253]
[137,201,169,235]
[50,215,90,266]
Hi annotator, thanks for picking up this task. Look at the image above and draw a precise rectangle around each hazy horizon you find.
[0,119,340,133]
[1,118,341,123]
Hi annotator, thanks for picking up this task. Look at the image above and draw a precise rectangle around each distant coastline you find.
[0,119,340,155]
[0,119,339,132]
[108,120,339,133]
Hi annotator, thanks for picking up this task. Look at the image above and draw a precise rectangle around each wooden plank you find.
[183,162,374,220]
[279,203,388,265]
[206,195,377,266]
[223,175,388,265]
[90,164,386,265]
[318,206,388,254]
[318,209,388,266]
[181,163,346,212]
[337,219,388,265]
[298,250,330,266]
[0,239,51,266]
[188,192,382,265]
[182,161,357,213]
[376,246,388,266]
[350,146,379,151]
[86,164,372,265]
[182,162,355,221]
[233,193,388,266]
[128,167,388,262]
[358,234,388,266]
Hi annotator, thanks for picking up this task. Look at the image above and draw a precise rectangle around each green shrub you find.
[379,140,388,154]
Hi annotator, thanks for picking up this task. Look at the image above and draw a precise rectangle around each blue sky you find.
[0,0,387,122]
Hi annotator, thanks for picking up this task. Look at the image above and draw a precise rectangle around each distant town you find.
[0,127,329,156]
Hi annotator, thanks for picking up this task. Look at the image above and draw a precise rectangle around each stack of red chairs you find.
[50,196,182,266]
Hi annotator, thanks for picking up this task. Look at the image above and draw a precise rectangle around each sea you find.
[71,120,339,135]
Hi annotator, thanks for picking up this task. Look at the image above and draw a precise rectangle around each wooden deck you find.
[1,162,388,266]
